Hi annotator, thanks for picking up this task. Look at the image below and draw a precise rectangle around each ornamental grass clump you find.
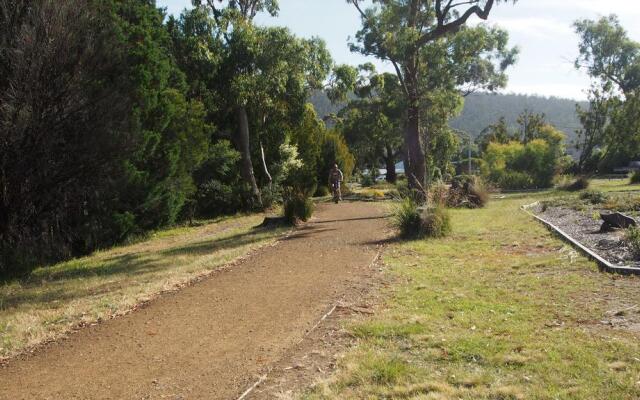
[447,175,489,208]
[625,226,640,260]
[421,206,451,238]
[283,191,314,225]
[392,198,451,239]
[563,176,590,192]
[579,190,608,205]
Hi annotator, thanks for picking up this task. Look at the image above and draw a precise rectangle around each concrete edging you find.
[521,202,640,275]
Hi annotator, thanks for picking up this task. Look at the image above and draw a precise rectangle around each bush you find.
[625,226,640,259]
[563,176,590,191]
[482,139,559,189]
[316,129,355,189]
[361,173,376,187]
[447,175,489,208]
[392,199,451,239]
[283,191,314,225]
[497,171,535,190]
[392,198,423,238]
[421,206,452,238]
[314,185,330,197]
[631,171,640,185]
[317,185,330,197]
[579,190,608,205]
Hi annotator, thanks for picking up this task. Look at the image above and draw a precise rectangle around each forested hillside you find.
[451,93,587,146]
[310,91,586,148]
[308,90,347,119]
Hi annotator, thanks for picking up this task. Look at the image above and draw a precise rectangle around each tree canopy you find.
[346,0,518,190]
[574,15,640,172]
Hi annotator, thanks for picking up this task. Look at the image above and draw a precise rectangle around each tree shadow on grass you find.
[1,227,278,311]
[160,228,275,257]
[30,253,157,282]
[0,275,155,311]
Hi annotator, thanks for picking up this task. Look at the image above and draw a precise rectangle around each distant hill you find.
[309,91,587,150]
[450,93,588,149]
[308,91,343,118]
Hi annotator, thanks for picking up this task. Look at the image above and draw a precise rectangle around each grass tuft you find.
[579,189,608,204]
[392,199,451,239]
[562,176,590,191]
[283,192,314,224]
[625,225,640,259]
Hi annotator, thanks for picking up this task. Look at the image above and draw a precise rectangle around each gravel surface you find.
[535,205,640,267]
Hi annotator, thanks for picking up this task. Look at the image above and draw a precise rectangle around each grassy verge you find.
[591,178,640,193]
[0,214,286,359]
[306,188,640,399]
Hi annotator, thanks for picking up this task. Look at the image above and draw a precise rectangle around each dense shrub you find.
[482,139,561,189]
[580,190,608,204]
[421,207,452,238]
[361,174,376,187]
[392,199,423,238]
[496,171,535,190]
[563,176,591,191]
[392,199,451,239]
[194,141,245,216]
[316,129,355,189]
[283,191,314,225]
[631,171,640,185]
[314,185,330,197]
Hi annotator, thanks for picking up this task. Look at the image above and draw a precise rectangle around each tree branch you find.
[206,0,231,44]
[390,59,410,97]
[418,0,494,46]
[349,0,367,19]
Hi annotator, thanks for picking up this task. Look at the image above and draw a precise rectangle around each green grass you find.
[0,214,286,359]
[306,182,640,399]
[591,178,640,193]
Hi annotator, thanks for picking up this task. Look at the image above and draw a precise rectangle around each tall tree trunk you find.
[405,100,426,190]
[384,144,397,183]
[235,106,262,207]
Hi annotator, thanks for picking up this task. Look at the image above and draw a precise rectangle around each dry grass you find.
[304,182,640,399]
[0,215,286,359]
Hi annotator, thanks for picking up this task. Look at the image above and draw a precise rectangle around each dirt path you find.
[0,202,390,400]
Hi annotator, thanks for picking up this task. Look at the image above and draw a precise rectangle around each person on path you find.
[329,163,344,201]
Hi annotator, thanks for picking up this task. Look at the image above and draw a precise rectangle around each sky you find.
[158,0,640,101]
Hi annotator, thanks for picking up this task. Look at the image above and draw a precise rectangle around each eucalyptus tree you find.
[191,0,332,207]
[338,66,404,182]
[575,15,640,97]
[517,110,546,144]
[347,0,517,189]
[574,15,640,170]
